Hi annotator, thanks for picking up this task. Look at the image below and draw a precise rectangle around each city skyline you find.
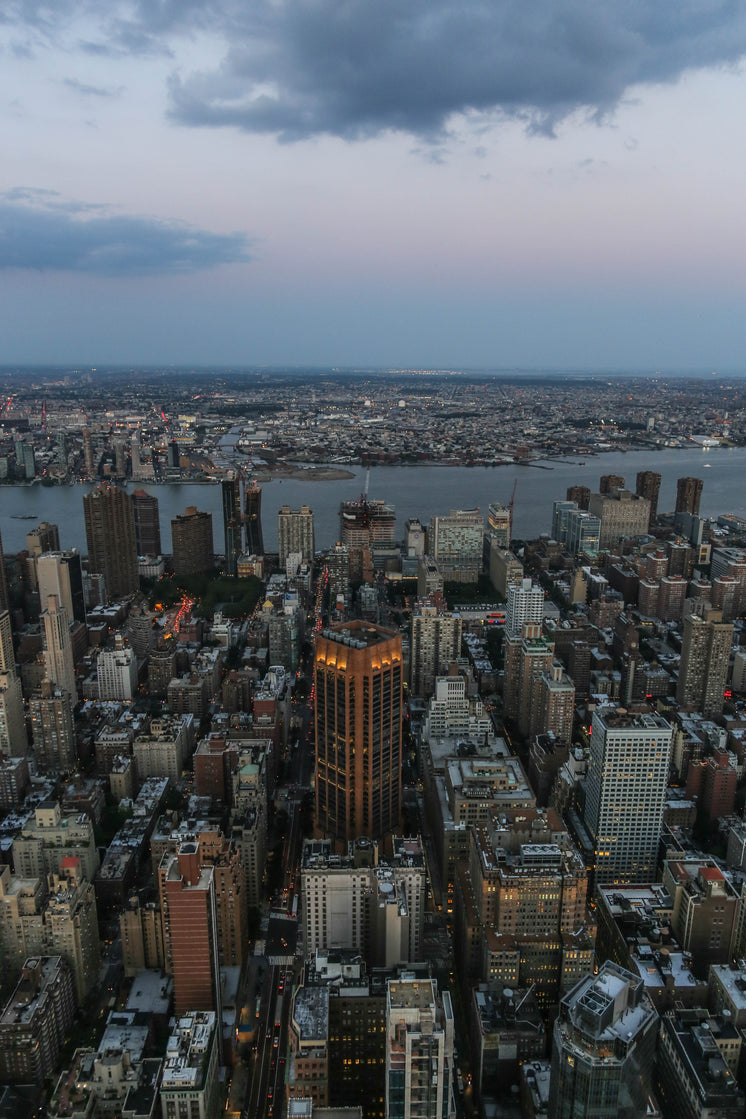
[1,4,746,369]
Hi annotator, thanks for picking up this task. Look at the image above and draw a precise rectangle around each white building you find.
[301,837,425,967]
[42,594,77,698]
[505,578,544,637]
[583,707,673,885]
[97,636,138,701]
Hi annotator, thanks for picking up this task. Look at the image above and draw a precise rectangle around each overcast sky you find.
[1,1,745,370]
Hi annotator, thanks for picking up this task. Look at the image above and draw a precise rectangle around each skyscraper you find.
[130,489,161,556]
[42,594,77,699]
[583,707,672,885]
[506,578,544,637]
[599,473,625,494]
[25,522,60,557]
[161,841,222,1020]
[29,680,76,773]
[566,485,590,510]
[410,606,462,699]
[0,529,8,614]
[677,610,733,717]
[244,478,264,555]
[171,506,214,577]
[278,504,315,567]
[315,620,403,842]
[549,962,658,1119]
[0,610,26,758]
[37,551,86,625]
[221,475,242,576]
[83,484,139,597]
[676,475,704,516]
[635,470,661,526]
[487,502,511,548]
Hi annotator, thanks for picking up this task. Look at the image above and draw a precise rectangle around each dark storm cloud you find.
[163,1,746,140]
[5,1,746,140]
[0,195,252,275]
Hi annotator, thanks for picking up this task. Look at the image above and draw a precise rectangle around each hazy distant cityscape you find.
[1,371,746,1119]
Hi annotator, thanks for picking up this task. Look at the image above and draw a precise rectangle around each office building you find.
[171,506,214,577]
[30,680,76,773]
[83,483,139,597]
[635,470,661,526]
[278,504,315,566]
[458,816,593,1004]
[385,977,455,1119]
[583,708,673,884]
[42,594,77,699]
[315,621,403,842]
[410,606,462,699]
[506,579,544,637]
[244,478,264,555]
[587,489,650,549]
[130,489,162,556]
[676,476,704,516]
[677,610,733,718]
[549,962,658,1119]
[161,842,222,1019]
[221,474,242,576]
[427,508,483,583]
[37,551,86,625]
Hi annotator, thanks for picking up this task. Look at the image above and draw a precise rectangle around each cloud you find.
[0,193,252,275]
[62,77,124,97]
[5,1,746,142]
[164,1,746,141]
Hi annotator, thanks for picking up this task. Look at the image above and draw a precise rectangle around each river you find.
[1,446,744,556]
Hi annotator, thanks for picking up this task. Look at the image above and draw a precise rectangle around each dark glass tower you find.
[244,479,264,556]
[221,476,242,576]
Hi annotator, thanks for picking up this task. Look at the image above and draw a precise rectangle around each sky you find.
[1,1,746,371]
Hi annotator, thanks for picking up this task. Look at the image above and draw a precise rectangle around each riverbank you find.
[253,464,356,482]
